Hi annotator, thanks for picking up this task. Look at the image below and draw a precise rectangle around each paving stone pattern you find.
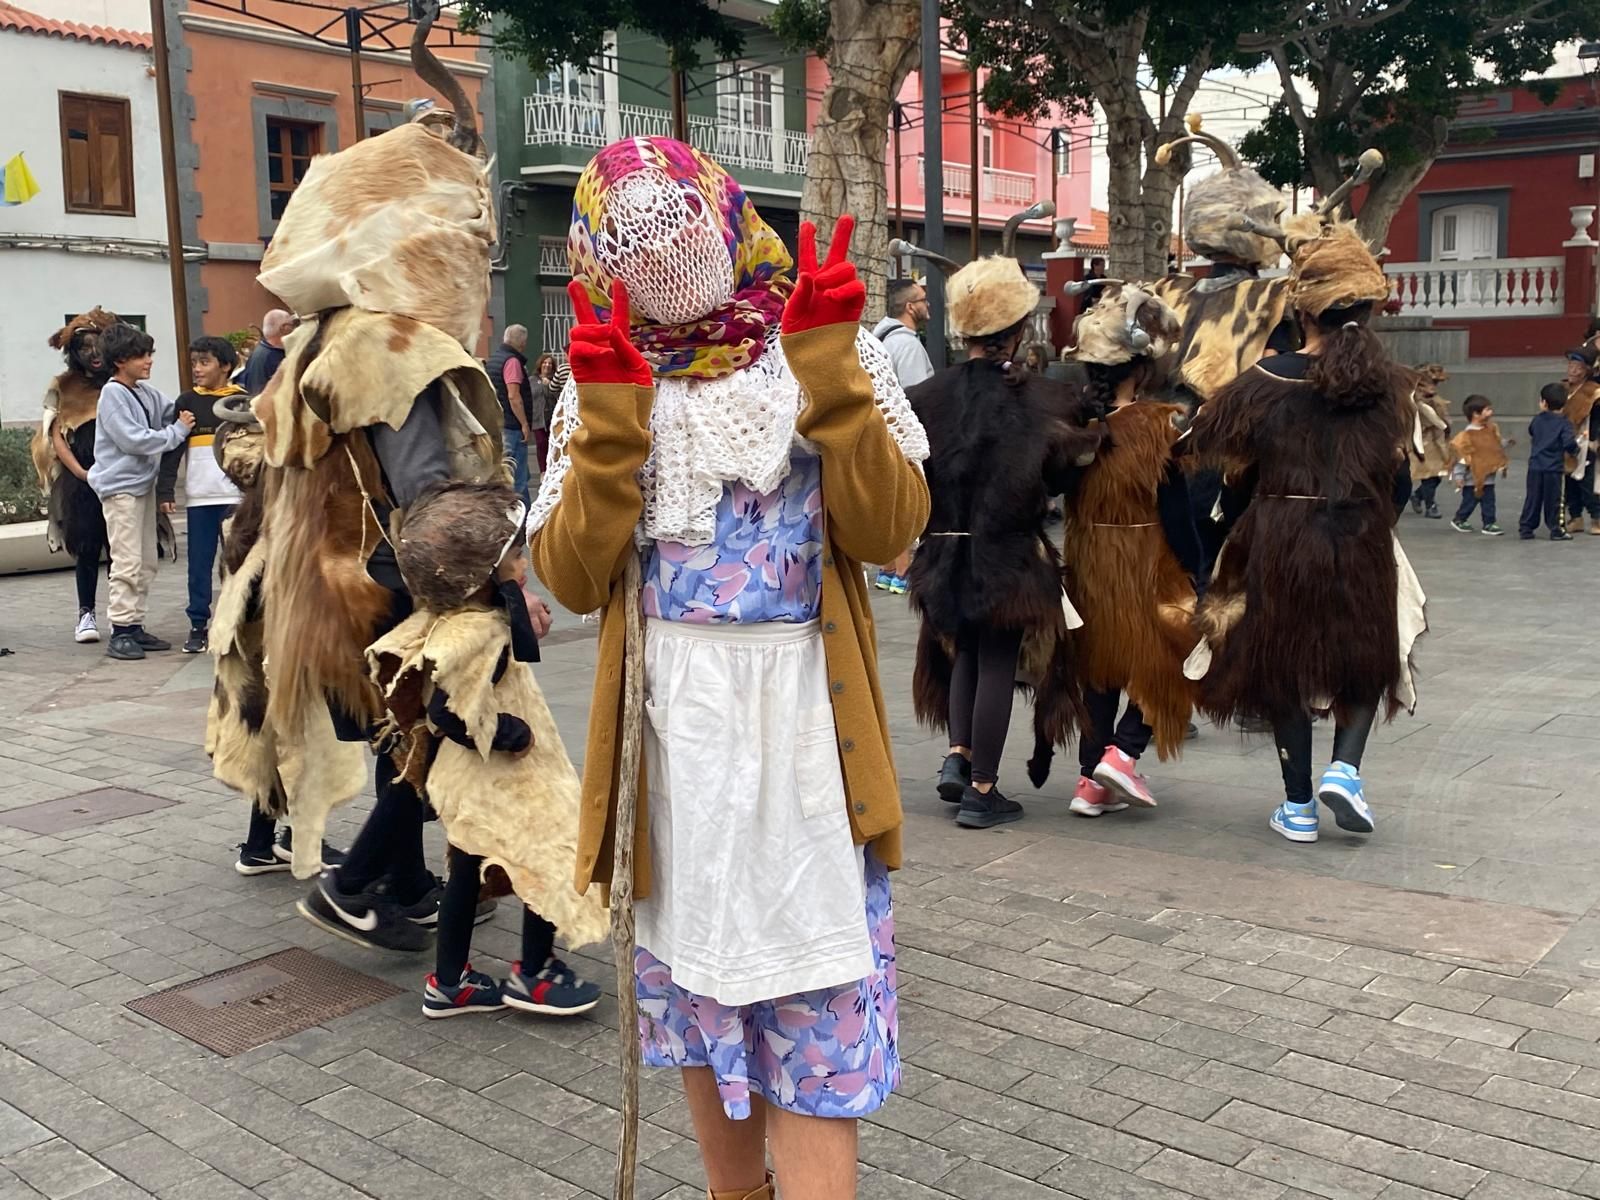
[1,455,1599,1198]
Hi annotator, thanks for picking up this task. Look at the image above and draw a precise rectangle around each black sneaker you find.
[274,828,348,867]
[1552,531,1574,541]
[1519,531,1535,540]
[106,632,145,660]
[398,876,444,927]
[936,753,972,804]
[502,957,601,1016]
[181,625,208,654]
[955,784,1025,829]
[235,844,290,876]
[296,871,430,952]
[422,966,507,1019]
[1185,721,1200,741]
[474,898,498,925]
[131,627,172,651]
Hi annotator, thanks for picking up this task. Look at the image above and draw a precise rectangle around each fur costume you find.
[34,307,119,556]
[1288,223,1390,316]
[1409,369,1453,479]
[1186,360,1412,724]
[367,606,606,947]
[1450,421,1509,495]
[1062,402,1197,758]
[1154,128,1285,271]
[1566,380,1599,474]
[907,363,1101,773]
[1151,272,1291,403]
[947,257,1040,338]
[1070,282,1180,366]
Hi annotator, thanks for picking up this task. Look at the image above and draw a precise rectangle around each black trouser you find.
[1564,457,1599,521]
[1079,689,1152,777]
[1412,476,1442,506]
[1519,470,1566,535]
[336,753,432,900]
[1271,706,1376,805]
[947,621,1024,786]
[74,524,105,612]
[244,807,276,853]
[435,852,555,987]
[1454,483,1496,525]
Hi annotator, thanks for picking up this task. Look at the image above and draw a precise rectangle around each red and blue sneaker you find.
[422,966,507,1019]
[502,957,601,1017]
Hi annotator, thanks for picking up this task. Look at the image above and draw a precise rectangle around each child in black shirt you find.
[1519,384,1580,540]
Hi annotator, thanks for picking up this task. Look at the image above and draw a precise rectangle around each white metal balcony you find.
[538,236,569,277]
[914,156,1036,206]
[525,95,810,177]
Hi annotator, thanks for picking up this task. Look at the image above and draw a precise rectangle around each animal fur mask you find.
[257,122,494,350]
[1289,223,1390,317]
[1156,130,1284,271]
[947,256,1039,339]
[1070,283,1180,366]
[49,306,121,375]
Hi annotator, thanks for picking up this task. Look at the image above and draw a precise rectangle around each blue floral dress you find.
[633,451,900,1120]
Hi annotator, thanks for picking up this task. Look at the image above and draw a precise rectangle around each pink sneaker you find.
[1093,747,1157,807]
[1070,776,1127,817]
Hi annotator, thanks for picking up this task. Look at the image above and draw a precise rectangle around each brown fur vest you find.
[907,361,1102,777]
[1187,359,1411,724]
[1062,403,1197,758]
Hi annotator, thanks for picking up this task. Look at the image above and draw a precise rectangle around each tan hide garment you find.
[368,607,607,948]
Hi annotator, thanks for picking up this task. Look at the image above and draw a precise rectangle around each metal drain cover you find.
[127,948,402,1056]
[0,787,176,834]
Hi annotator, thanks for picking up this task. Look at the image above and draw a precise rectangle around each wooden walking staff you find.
[611,549,645,1200]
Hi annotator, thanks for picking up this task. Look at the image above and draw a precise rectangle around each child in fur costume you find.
[368,481,605,1018]
[1186,223,1424,846]
[1407,364,1453,519]
[1061,284,1201,817]
[34,307,119,645]
[908,256,1101,830]
[1561,345,1600,533]
[1448,395,1509,535]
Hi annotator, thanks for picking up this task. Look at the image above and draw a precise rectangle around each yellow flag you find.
[2,152,41,205]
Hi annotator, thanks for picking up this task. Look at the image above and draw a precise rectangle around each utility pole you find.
[893,102,904,246]
[921,0,946,369]
[669,62,688,142]
[347,8,366,141]
[148,0,191,391]
[968,72,980,259]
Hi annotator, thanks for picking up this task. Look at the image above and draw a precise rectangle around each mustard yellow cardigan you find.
[531,320,930,900]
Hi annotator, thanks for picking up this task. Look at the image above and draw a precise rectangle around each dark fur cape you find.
[1186,359,1410,724]
[1062,402,1197,758]
[907,361,1102,780]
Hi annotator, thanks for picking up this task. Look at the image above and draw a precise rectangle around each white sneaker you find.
[74,611,100,643]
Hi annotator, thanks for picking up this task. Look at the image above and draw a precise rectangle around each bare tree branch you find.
[1240,0,1416,52]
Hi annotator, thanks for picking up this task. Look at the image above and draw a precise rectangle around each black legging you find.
[1271,705,1377,805]
[1079,689,1152,777]
[74,527,105,612]
[947,621,1024,786]
[336,753,432,901]
[435,851,555,987]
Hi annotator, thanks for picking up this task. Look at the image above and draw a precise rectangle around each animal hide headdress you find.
[257,121,494,350]
[1155,124,1284,271]
[947,256,1039,339]
[1288,223,1390,317]
[1070,283,1181,367]
[48,306,121,355]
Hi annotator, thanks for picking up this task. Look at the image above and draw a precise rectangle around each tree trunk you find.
[1137,161,1179,280]
[1103,100,1149,281]
[1356,155,1434,254]
[801,0,921,321]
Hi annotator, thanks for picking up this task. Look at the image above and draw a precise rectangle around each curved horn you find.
[1063,276,1127,297]
[214,394,260,426]
[410,0,482,156]
[1314,148,1384,219]
[1153,131,1240,171]
[1001,200,1055,257]
[1225,213,1288,247]
[889,238,961,277]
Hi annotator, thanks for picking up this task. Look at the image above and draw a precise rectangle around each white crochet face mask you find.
[587,167,733,324]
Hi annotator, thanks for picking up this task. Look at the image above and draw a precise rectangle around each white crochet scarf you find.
[529,328,928,548]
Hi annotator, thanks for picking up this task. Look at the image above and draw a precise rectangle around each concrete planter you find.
[0,520,66,575]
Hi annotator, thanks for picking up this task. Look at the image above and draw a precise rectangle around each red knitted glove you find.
[565,279,652,387]
[782,215,866,335]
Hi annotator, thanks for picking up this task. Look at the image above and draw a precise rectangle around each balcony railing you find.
[541,285,575,360]
[1385,257,1565,319]
[525,95,809,177]
[538,236,569,277]
[915,156,1036,206]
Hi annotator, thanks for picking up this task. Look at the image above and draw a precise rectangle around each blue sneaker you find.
[1318,761,1375,834]
[887,575,909,595]
[502,957,601,1017]
[873,571,895,591]
[1270,800,1319,843]
[422,966,507,1019]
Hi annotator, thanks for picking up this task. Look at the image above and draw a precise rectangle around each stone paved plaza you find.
[2,458,1600,1200]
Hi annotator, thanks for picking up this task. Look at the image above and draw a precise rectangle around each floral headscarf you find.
[568,137,793,379]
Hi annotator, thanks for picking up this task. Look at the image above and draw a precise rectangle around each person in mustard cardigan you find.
[528,137,928,1200]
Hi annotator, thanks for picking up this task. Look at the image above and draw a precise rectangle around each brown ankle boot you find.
[709,1176,774,1200]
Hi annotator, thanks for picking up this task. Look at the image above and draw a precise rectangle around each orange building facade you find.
[164,0,491,344]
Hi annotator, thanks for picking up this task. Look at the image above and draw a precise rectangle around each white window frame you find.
[715,62,785,172]
[1053,128,1071,177]
[1431,203,1498,262]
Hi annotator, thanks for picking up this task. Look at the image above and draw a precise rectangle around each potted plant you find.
[0,428,64,574]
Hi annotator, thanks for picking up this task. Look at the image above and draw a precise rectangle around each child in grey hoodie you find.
[89,324,195,660]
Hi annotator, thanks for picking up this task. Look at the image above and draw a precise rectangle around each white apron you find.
[636,618,873,1006]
